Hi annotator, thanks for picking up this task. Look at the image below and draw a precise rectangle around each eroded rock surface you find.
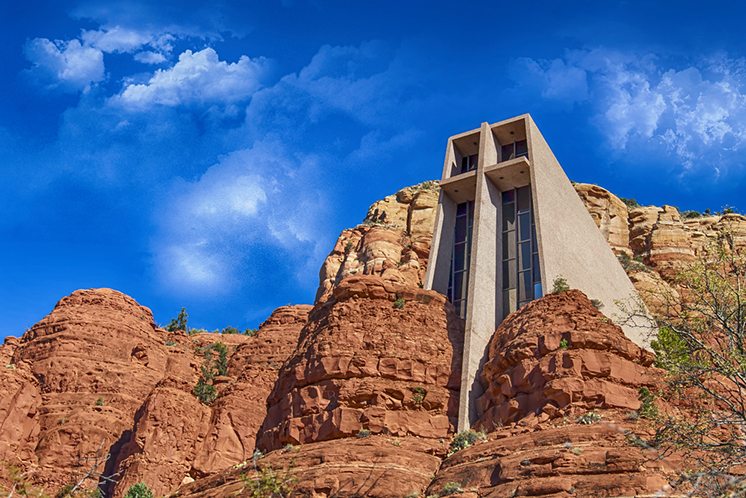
[0,290,310,497]
[258,275,463,451]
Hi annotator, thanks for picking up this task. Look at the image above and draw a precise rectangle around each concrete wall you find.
[527,116,653,347]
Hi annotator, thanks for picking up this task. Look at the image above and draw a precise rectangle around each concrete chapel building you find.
[423,114,653,430]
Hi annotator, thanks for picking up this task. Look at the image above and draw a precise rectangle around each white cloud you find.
[24,38,104,91]
[81,26,153,53]
[114,48,269,108]
[514,49,746,172]
[133,50,167,64]
[153,141,327,294]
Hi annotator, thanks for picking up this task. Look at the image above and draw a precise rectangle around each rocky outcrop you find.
[476,290,659,430]
[258,275,463,451]
[315,182,438,303]
[574,183,631,256]
[0,290,311,497]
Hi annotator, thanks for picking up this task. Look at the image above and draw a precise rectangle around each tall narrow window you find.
[501,185,541,319]
[460,154,478,174]
[448,200,475,318]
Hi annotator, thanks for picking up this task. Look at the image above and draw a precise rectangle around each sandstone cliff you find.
[0,291,310,497]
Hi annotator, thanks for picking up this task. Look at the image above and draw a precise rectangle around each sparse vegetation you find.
[439,481,463,496]
[123,483,154,498]
[411,386,427,406]
[551,276,569,294]
[242,466,296,498]
[221,326,240,334]
[682,210,703,219]
[559,338,569,350]
[356,429,371,438]
[165,307,188,333]
[193,342,229,405]
[590,298,604,310]
[164,340,177,347]
[94,397,104,407]
[393,295,406,309]
[638,387,658,419]
[620,197,640,209]
[576,411,602,425]
[448,430,486,456]
[344,241,354,254]
[617,253,649,273]
[243,328,259,337]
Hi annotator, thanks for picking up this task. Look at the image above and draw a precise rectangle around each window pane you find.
[454,244,465,271]
[502,190,515,204]
[534,282,543,299]
[517,186,531,211]
[533,254,541,281]
[518,213,531,240]
[519,270,531,301]
[501,144,513,161]
[456,202,467,216]
[516,139,528,157]
[455,217,467,241]
[519,241,531,270]
[507,259,516,289]
[506,230,516,258]
[502,205,515,231]
[453,271,463,300]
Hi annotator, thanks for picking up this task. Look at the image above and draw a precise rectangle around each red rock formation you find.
[258,275,463,451]
[476,290,659,429]
[574,183,631,257]
[0,290,310,497]
[315,182,438,302]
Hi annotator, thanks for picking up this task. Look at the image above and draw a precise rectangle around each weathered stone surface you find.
[476,290,659,430]
[574,183,631,256]
[258,275,463,452]
[0,290,311,497]
[315,182,438,303]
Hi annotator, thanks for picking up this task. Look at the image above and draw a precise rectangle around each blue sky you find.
[2,0,745,337]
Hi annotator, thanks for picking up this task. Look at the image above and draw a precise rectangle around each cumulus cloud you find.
[81,26,153,53]
[153,141,327,294]
[133,50,167,64]
[24,38,105,91]
[513,49,746,173]
[114,48,270,108]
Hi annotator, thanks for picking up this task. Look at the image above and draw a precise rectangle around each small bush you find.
[393,296,406,309]
[681,210,702,219]
[620,197,640,209]
[165,307,188,333]
[243,328,259,337]
[124,483,154,498]
[242,466,295,498]
[193,377,217,405]
[559,338,569,350]
[344,241,354,254]
[448,430,486,456]
[411,386,427,406]
[164,340,176,347]
[617,253,649,273]
[439,481,463,496]
[221,326,240,334]
[356,429,371,438]
[95,397,104,407]
[551,276,569,294]
[638,387,658,419]
[590,298,604,310]
[576,411,602,425]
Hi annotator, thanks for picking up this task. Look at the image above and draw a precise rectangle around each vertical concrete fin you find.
[526,115,654,347]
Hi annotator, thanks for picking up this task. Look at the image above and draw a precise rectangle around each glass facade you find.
[448,200,475,318]
[502,185,541,319]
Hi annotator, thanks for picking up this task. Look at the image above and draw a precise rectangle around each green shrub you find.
[221,326,240,334]
[448,430,486,456]
[551,276,569,294]
[123,483,154,498]
[393,296,406,309]
[651,326,690,373]
[95,397,104,407]
[620,197,640,209]
[576,411,602,425]
[617,253,649,273]
[243,328,259,337]
[439,481,463,496]
[356,429,371,438]
[411,386,427,406]
[681,210,702,219]
[242,466,295,498]
[559,338,569,350]
[638,387,658,419]
[165,307,188,333]
[164,340,177,347]
[193,377,217,405]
